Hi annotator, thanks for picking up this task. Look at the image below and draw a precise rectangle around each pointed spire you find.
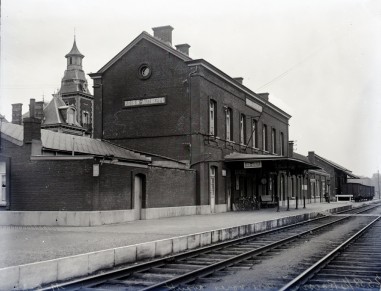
[65,37,84,58]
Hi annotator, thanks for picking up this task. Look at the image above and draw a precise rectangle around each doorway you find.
[0,162,6,207]
[210,166,216,213]
[133,174,145,220]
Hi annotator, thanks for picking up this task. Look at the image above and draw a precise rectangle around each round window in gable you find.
[138,64,152,80]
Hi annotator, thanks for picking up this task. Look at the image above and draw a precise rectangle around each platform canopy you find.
[224,152,320,173]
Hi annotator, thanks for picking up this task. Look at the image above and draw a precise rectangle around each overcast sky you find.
[1,0,380,177]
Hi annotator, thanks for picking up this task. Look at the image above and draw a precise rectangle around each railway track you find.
[41,203,380,291]
[279,214,381,291]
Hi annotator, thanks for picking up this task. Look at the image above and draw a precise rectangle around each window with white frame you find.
[67,108,75,125]
[240,114,246,145]
[262,124,268,151]
[225,107,233,141]
[82,111,90,126]
[280,132,285,156]
[271,128,276,154]
[209,100,217,136]
[252,119,258,148]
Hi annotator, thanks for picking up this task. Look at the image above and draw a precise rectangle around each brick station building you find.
[89,25,319,213]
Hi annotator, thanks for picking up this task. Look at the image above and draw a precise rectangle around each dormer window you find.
[82,111,89,126]
[67,108,75,125]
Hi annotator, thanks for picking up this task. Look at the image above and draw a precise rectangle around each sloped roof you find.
[90,29,291,120]
[94,31,192,74]
[43,94,82,127]
[315,153,359,178]
[1,122,23,146]
[59,67,91,95]
[0,114,8,123]
[43,95,66,125]
[0,122,151,163]
[65,39,84,58]
[292,152,310,163]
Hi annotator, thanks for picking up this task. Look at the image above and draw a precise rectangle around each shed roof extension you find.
[1,122,151,163]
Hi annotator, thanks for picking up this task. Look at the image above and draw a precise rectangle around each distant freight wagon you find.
[342,183,375,202]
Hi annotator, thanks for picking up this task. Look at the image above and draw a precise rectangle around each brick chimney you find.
[308,151,316,164]
[258,93,269,102]
[12,103,23,125]
[29,98,36,118]
[234,77,243,84]
[175,44,190,56]
[288,141,294,157]
[152,25,174,45]
[23,99,41,144]
[35,101,45,120]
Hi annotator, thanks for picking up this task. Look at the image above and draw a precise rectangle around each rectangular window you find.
[272,128,276,154]
[225,108,233,141]
[262,124,267,151]
[280,132,284,156]
[209,100,216,136]
[240,114,246,144]
[252,119,257,148]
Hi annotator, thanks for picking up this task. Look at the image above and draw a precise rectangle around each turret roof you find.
[65,39,84,58]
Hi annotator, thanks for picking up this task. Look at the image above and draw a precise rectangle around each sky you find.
[1,0,380,177]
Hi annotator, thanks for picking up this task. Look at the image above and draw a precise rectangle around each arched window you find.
[252,119,258,148]
[240,114,246,144]
[271,128,276,154]
[209,99,217,136]
[262,124,268,151]
[82,111,89,126]
[225,107,233,141]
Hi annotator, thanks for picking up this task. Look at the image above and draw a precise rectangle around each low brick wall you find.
[0,204,352,290]
[0,210,136,226]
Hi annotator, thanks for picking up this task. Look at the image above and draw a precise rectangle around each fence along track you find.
[42,203,380,291]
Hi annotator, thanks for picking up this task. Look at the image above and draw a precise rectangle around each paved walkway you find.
[0,200,374,268]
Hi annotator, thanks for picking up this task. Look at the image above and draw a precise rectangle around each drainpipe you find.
[188,65,198,167]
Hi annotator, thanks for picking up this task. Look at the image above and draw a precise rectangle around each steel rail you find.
[138,210,378,291]
[278,215,381,291]
[41,203,379,290]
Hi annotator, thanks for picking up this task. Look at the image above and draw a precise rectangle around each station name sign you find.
[244,161,262,169]
[245,98,263,112]
[124,97,166,108]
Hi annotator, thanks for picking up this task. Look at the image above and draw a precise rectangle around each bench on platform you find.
[335,194,353,201]
[260,195,277,208]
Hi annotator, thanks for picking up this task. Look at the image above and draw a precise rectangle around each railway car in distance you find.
[342,183,375,202]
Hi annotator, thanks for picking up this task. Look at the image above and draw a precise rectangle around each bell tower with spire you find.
[59,37,93,136]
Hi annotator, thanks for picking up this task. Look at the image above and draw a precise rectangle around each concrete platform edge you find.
[0,204,353,290]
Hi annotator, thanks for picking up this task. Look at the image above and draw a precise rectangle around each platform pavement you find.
[0,200,370,270]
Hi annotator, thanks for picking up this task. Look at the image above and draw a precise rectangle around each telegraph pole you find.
[377,170,381,200]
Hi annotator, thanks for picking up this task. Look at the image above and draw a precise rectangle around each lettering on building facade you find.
[124,97,166,108]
